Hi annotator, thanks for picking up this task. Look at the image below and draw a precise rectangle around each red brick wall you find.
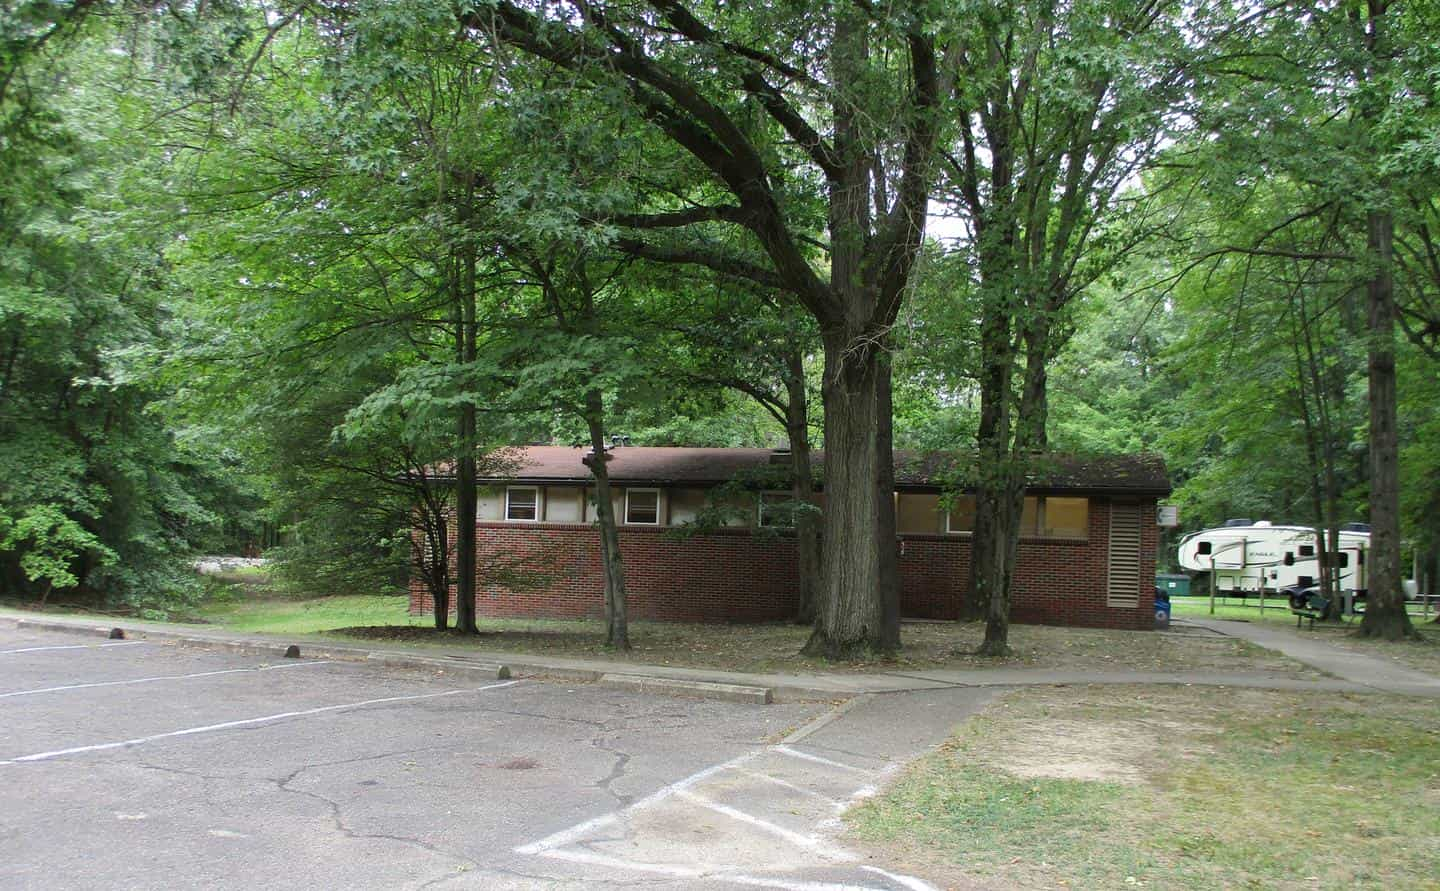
[408,498,1159,630]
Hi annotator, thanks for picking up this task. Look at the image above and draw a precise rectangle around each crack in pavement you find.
[270,752,480,870]
[590,733,635,807]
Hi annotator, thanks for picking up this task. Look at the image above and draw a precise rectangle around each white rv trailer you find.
[1177,521,1370,594]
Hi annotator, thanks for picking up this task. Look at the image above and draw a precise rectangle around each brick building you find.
[409,446,1169,630]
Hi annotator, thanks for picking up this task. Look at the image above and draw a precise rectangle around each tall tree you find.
[934,0,1192,653]
[1167,0,1435,638]
[1352,0,1415,640]
[466,0,947,657]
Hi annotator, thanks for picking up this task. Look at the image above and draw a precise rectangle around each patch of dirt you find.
[972,691,1219,786]
[977,718,1152,784]
[495,757,538,770]
[332,626,467,640]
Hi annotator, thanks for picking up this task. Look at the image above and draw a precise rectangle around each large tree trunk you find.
[1359,209,1417,640]
[583,389,630,649]
[802,330,898,658]
[784,349,822,626]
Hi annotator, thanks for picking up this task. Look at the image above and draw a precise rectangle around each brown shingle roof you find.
[472,446,1170,497]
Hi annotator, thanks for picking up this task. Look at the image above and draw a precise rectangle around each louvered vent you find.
[1107,502,1143,608]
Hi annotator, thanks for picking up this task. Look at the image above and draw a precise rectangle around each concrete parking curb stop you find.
[598,673,773,704]
[367,651,511,681]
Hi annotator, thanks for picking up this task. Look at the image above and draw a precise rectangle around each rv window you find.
[1283,552,1294,566]
[1298,576,1314,587]
[1198,541,1212,555]
[1336,553,1349,568]
[1299,544,1315,557]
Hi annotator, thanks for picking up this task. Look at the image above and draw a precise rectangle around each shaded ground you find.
[848,685,1440,890]
[187,592,1314,677]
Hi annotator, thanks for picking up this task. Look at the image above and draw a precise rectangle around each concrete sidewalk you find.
[1182,616,1440,697]
[9,608,1433,703]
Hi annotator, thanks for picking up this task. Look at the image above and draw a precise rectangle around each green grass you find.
[1172,598,1440,676]
[193,593,429,635]
[1171,596,1436,625]
[849,685,1440,889]
[186,591,1316,676]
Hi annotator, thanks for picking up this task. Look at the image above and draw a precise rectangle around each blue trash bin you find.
[1154,586,1172,629]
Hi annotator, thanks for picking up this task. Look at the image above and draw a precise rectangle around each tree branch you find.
[612,237,786,289]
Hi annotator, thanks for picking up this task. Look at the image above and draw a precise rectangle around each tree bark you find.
[583,388,630,649]
[1359,209,1417,640]
[419,499,451,631]
[977,309,1050,655]
[875,350,901,652]
[784,349,822,626]
[803,330,897,658]
[1289,308,1339,619]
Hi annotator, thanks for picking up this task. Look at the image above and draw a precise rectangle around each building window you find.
[505,487,539,521]
[759,492,793,527]
[625,489,661,525]
[943,496,1088,538]
[897,493,941,534]
[1040,497,1089,538]
[945,496,977,533]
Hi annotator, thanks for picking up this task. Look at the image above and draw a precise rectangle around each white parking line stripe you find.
[541,849,883,891]
[0,660,333,700]
[514,749,761,855]
[541,848,704,880]
[734,767,846,810]
[728,874,886,891]
[675,789,856,862]
[860,865,940,891]
[0,642,147,656]
[773,745,868,773]
[0,680,519,766]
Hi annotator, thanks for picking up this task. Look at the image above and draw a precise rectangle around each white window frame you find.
[757,491,793,528]
[624,488,662,526]
[505,486,540,522]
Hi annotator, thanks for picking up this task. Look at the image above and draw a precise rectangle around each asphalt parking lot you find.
[0,625,987,890]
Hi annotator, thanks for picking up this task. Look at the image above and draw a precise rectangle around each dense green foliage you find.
[0,23,259,613]
[1,1,1437,635]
